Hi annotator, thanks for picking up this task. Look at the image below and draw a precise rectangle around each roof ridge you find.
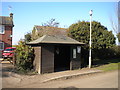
[0,16,13,25]
[0,16,10,18]
[40,35,47,42]
[34,25,67,30]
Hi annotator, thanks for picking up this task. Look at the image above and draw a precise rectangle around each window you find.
[0,25,5,34]
[0,42,4,50]
[77,46,81,53]
[73,49,76,58]
[5,48,14,51]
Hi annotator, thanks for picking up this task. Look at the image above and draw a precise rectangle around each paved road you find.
[18,70,118,88]
[1,62,118,88]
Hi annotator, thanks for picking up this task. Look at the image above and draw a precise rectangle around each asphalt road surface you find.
[1,62,118,88]
[2,70,118,88]
[20,70,118,88]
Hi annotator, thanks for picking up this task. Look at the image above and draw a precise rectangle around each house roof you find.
[0,16,13,26]
[34,25,67,31]
[27,35,85,45]
[33,25,67,36]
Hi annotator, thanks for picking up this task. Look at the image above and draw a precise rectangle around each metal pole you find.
[89,10,92,68]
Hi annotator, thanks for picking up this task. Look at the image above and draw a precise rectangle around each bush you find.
[81,45,120,67]
[117,32,120,42]
[111,45,120,58]
[15,40,34,72]
[92,45,120,60]
[68,21,116,50]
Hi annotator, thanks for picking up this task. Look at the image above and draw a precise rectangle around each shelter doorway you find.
[54,45,70,72]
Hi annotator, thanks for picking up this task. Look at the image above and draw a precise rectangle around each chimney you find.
[10,13,14,27]
[10,13,13,18]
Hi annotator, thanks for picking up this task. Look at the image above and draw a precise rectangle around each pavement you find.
[9,67,102,85]
[41,68,102,83]
[0,58,12,64]
[0,58,3,60]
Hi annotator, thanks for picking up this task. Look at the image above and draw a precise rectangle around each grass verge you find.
[94,58,120,72]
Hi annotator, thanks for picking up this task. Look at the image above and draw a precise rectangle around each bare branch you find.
[42,18,59,27]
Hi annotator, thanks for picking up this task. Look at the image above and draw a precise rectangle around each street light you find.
[89,10,93,68]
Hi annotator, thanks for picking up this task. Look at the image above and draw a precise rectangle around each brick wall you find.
[0,26,13,58]
[0,51,2,58]
[1,26,12,48]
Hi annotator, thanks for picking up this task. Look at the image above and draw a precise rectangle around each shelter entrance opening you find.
[54,45,70,72]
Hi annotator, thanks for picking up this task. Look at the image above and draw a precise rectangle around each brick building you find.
[0,13,14,57]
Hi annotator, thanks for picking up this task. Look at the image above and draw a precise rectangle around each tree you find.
[110,2,120,45]
[68,21,116,60]
[42,18,59,27]
[15,40,34,72]
[68,21,116,49]
[117,2,120,43]
[117,32,120,42]
[25,32,32,42]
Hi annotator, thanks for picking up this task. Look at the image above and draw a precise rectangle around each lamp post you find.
[89,10,93,68]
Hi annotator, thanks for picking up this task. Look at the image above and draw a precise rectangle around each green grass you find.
[12,45,18,47]
[95,61,120,72]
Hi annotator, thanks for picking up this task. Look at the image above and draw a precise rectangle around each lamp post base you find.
[89,56,91,68]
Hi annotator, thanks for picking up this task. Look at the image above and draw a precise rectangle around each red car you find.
[2,47,16,59]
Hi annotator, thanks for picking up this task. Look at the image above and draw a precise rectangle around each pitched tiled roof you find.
[27,35,85,45]
[34,25,67,35]
[0,16,13,26]
[35,25,67,30]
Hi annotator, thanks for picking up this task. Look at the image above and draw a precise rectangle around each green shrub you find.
[111,45,120,58]
[117,32,120,42]
[92,45,120,60]
[81,45,120,68]
[15,40,34,72]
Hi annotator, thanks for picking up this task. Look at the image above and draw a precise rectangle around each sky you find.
[1,1,118,45]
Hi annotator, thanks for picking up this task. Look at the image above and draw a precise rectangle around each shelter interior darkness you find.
[54,45,70,72]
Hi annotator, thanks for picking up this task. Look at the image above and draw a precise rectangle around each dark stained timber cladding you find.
[70,60,81,70]
[33,47,41,73]
[70,46,81,70]
[41,45,54,74]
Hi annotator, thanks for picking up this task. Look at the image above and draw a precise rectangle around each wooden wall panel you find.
[33,47,41,74]
[41,45,54,74]
[70,46,81,70]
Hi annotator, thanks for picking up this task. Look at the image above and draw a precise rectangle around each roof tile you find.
[0,16,13,26]
[27,35,85,45]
